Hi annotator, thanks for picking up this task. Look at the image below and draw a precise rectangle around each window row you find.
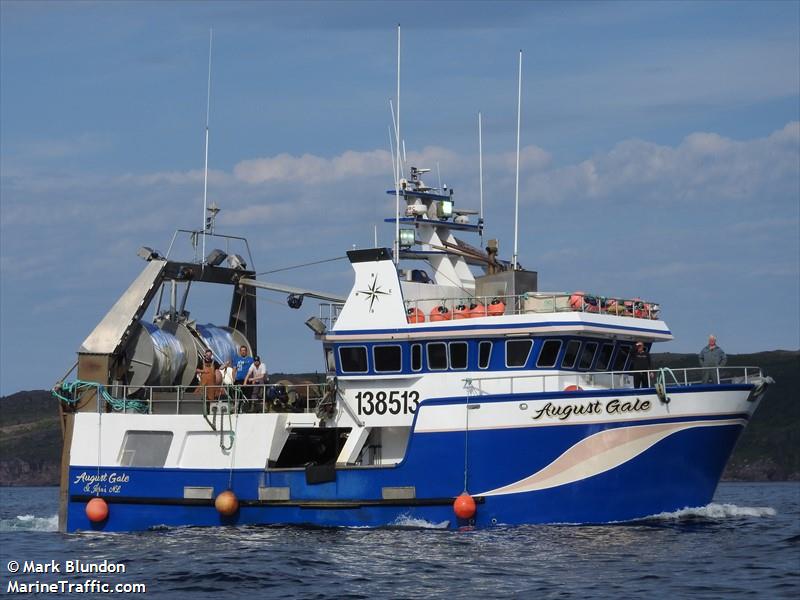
[336,338,635,374]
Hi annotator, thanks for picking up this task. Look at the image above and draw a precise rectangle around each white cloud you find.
[233,149,392,184]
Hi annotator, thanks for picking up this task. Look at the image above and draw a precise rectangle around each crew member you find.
[630,341,652,388]
[699,335,727,384]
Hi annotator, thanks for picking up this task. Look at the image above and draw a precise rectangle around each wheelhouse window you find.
[339,346,368,373]
[612,344,632,371]
[536,339,562,368]
[562,340,581,369]
[595,343,614,371]
[578,342,598,371]
[449,342,468,370]
[373,345,402,373]
[478,341,493,369]
[411,343,422,372]
[506,339,533,368]
[427,342,448,370]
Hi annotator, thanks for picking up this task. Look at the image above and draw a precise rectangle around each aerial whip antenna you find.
[478,111,484,248]
[512,50,522,271]
[393,24,401,265]
[201,28,213,265]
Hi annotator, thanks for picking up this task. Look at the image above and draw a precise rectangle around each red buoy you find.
[563,384,584,392]
[453,304,469,319]
[453,492,476,520]
[468,302,485,318]
[487,299,505,317]
[85,497,109,523]
[429,305,450,322]
[215,490,239,517]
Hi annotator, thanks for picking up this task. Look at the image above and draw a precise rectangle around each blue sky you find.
[1,0,798,395]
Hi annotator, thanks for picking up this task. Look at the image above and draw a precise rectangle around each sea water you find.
[0,483,797,598]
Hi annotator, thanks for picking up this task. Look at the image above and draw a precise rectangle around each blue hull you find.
[66,413,745,532]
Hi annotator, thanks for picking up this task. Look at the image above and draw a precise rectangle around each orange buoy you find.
[429,305,450,322]
[85,497,109,523]
[407,307,425,323]
[563,384,584,392]
[487,298,505,316]
[468,302,485,318]
[569,291,585,311]
[215,490,239,517]
[453,492,476,520]
[453,304,469,319]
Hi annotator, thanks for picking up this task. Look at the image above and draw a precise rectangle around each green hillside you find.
[1,355,797,485]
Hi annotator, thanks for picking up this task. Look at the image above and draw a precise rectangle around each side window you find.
[578,342,598,371]
[449,342,468,370]
[118,431,173,467]
[562,340,581,369]
[411,344,422,372]
[427,342,448,371]
[595,343,614,371]
[325,348,335,373]
[339,346,368,373]
[506,339,533,368]
[478,341,493,369]
[612,344,632,371]
[373,345,402,373]
[536,339,562,368]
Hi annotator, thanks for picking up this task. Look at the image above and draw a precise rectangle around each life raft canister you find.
[487,298,505,316]
[407,307,425,323]
[429,305,451,322]
[453,303,470,319]
[468,302,485,318]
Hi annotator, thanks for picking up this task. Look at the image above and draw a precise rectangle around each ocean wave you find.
[0,514,59,533]
[389,514,450,529]
[645,503,777,521]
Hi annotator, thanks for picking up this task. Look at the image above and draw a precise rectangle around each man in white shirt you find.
[243,356,268,400]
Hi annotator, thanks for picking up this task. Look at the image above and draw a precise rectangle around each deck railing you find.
[93,381,329,415]
[462,366,763,395]
[404,292,661,321]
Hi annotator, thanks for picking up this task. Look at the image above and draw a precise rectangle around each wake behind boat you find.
[52,43,772,533]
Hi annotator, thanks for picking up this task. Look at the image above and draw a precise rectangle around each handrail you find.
[96,381,329,415]
[463,365,764,392]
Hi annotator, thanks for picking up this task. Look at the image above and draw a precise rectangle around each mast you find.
[202,28,213,264]
[513,50,522,271]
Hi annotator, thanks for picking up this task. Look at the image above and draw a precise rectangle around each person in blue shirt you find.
[234,345,254,385]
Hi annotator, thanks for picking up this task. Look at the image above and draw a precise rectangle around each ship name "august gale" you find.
[533,398,651,421]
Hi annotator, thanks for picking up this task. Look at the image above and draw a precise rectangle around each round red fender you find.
[85,497,109,523]
[215,490,239,517]
[453,492,476,520]
[563,384,584,392]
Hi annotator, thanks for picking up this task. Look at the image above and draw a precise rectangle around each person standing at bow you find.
[699,335,727,384]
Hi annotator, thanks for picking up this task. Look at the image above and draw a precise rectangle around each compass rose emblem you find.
[356,274,391,313]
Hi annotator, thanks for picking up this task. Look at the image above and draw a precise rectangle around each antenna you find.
[402,139,407,176]
[513,50,522,271]
[394,24,401,265]
[436,162,442,191]
[478,111,484,248]
[201,28,213,265]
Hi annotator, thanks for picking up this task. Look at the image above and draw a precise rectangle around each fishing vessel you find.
[53,44,772,533]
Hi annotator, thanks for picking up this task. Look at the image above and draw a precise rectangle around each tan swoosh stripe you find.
[478,419,745,496]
